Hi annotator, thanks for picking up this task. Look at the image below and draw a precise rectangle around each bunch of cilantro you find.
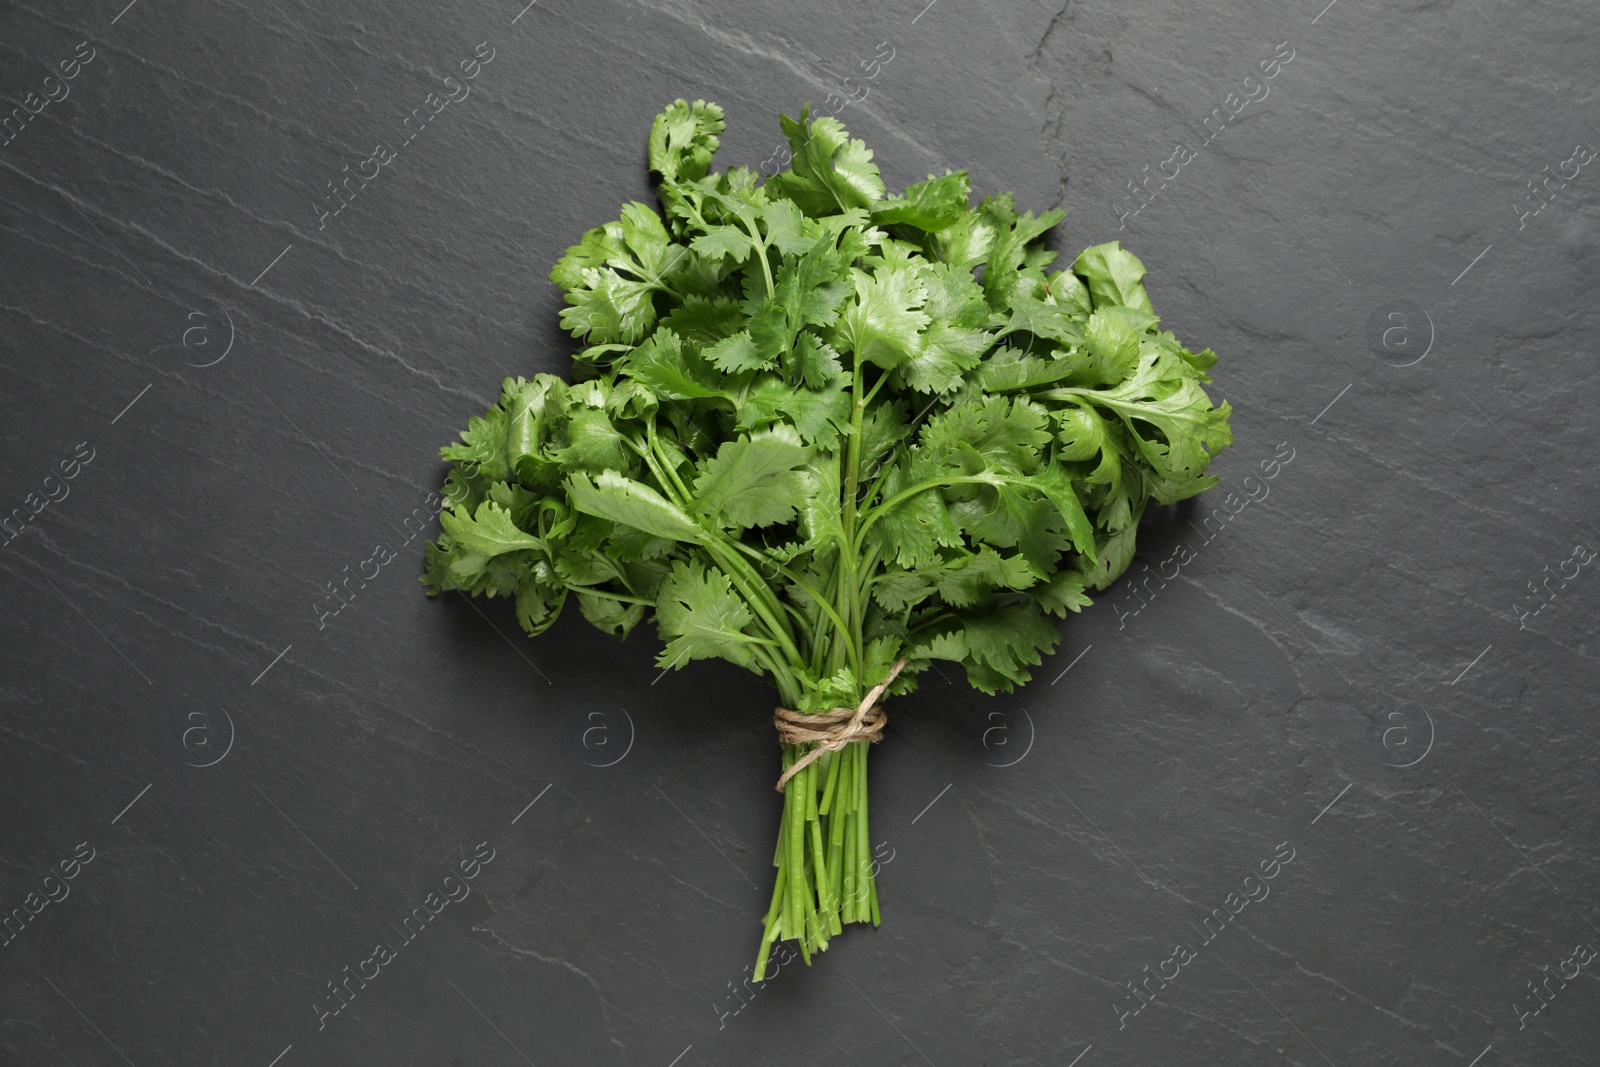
[423,99,1232,979]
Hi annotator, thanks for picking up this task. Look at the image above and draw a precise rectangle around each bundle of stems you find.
[755,741,878,979]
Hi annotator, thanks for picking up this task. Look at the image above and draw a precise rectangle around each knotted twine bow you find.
[771,658,908,793]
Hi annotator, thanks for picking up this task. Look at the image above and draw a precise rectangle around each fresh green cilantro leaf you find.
[780,378,852,448]
[730,373,850,448]
[566,470,708,544]
[514,574,566,636]
[692,425,811,529]
[742,296,791,364]
[1033,569,1093,616]
[552,542,629,587]
[553,404,634,476]
[776,240,853,330]
[1084,309,1142,385]
[1180,344,1219,376]
[440,404,511,482]
[1098,305,1160,335]
[577,591,646,639]
[937,192,1012,270]
[858,397,911,479]
[1055,348,1234,484]
[616,202,677,278]
[921,395,1052,476]
[1001,292,1086,349]
[1030,464,1098,559]
[504,375,565,489]
[691,225,756,263]
[978,347,1085,392]
[761,198,813,255]
[557,267,659,344]
[794,455,843,551]
[899,262,991,393]
[871,170,971,232]
[908,627,969,665]
[833,264,929,370]
[936,545,1039,607]
[1048,269,1093,317]
[770,106,886,216]
[659,298,744,346]
[866,462,964,569]
[439,500,542,559]
[790,332,844,389]
[958,602,1060,693]
[649,98,725,183]
[606,523,676,563]
[873,569,936,614]
[485,480,547,534]
[1073,241,1155,313]
[1078,506,1144,590]
[624,328,729,402]
[552,204,679,343]
[421,534,463,595]
[654,559,762,670]
[982,205,1065,305]
[703,330,771,373]
[549,222,613,293]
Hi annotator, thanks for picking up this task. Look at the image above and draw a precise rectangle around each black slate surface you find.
[3,1,1598,1065]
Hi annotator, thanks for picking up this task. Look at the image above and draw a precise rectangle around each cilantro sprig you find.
[424,99,1232,978]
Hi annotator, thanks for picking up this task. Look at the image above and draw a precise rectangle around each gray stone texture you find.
[1,0,1596,1064]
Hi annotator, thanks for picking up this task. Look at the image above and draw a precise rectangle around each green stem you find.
[832,361,868,679]
[858,741,879,926]
[577,588,664,607]
[850,544,884,665]
[641,424,806,685]
[826,804,845,926]
[819,745,844,815]
[705,539,804,668]
[814,552,843,677]
[841,807,857,924]
[729,208,776,298]
[754,776,789,981]
[786,759,807,943]
[855,390,948,514]
[755,241,776,298]
[858,456,897,515]
[862,372,891,407]
[809,780,832,924]
[905,609,960,636]
[728,541,851,643]
[643,419,693,502]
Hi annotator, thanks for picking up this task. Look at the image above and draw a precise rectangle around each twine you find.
[771,658,907,793]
